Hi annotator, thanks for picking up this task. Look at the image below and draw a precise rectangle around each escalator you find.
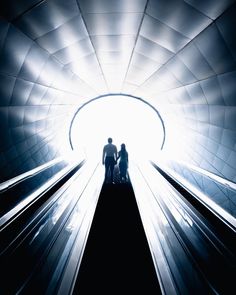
[0,160,104,295]
[129,161,236,295]
[73,182,162,294]
[1,160,235,294]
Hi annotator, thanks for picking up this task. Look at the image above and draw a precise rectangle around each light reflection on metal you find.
[170,158,236,191]
[65,207,81,233]
[133,160,194,229]
[155,160,236,230]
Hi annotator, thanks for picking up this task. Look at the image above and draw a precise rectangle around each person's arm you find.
[114,146,118,162]
[117,151,120,161]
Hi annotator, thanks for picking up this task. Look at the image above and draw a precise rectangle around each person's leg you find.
[119,161,126,182]
[119,162,123,182]
[105,158,110,182]
[124,168,127,182]
[110,161,115,183]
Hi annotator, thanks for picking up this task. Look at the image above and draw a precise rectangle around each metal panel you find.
[184,0,236,19]
[178,42,215,80]
[0,0,42,21]
[53,38,94,64]
[79,0,147,13]
[218,71,236,106]
[147,0,211,39]
[14,0,80,39]
[84,12,143,35]
[165,55,197,85]
[18,44,49,82]
[0,25,32,76]
[216,4,236,61]
[35,15,88,53]
[91,35,136,52]
[194,23,236,74]
[200,76,225,105]
[185,83,207,104]
[0,74,15,106]
[140,14,190,53]
[135,36,174,64]
[10,79,34,106]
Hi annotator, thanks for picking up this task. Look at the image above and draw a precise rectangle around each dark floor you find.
[73,182,162,294]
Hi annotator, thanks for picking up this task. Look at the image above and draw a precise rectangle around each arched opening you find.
[70,94,165,162]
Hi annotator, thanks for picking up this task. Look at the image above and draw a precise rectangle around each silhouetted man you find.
[102,137,117,183]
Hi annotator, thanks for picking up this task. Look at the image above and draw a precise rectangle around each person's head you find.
[108,137,112,143]
[121,143,126,150]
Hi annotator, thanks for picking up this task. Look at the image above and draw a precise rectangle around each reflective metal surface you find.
[129,161,236,294]
[0,0,236,226]
[0,160,104,294]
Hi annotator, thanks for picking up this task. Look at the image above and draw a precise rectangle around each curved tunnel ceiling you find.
[0,0,236,198]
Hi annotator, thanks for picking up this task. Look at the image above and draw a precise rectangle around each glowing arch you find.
[69,93,166,153]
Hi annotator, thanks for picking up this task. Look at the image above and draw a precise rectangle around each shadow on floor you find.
[73,182,162,294]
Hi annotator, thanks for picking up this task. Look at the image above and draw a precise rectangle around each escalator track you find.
[73,182,162,294]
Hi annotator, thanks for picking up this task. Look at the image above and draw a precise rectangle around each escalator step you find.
[73,182,162,294]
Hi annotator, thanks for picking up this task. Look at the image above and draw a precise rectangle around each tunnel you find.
[0,0,236,294]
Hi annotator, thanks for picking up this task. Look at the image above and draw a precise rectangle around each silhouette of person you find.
[102,137,117,183]
[117,143,129,183]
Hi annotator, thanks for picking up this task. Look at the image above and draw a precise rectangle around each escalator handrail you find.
[5,162,103,295]
[0,156,66,192]
[151,161,236,255]
[0,159,85,231]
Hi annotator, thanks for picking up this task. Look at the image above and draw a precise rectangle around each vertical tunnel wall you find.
[0,0,236,216]
[143,5,236,216]
[155,7,236,181]
[0,16,97,181]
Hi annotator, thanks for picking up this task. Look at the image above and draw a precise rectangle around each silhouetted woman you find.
[117,143,129,183]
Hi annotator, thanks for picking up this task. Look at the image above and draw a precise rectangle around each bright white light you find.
[71,95,164,162]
